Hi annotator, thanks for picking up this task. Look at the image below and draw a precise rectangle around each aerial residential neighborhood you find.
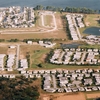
[0,1,100,99]
[50,48,100,65]
[0,6,35,28]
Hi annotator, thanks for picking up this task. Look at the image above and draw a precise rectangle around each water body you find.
[0,0,100,10]
[61,43,81,49]
[83,27,100,36]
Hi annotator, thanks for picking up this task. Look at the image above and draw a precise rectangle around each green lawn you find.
[30,48,50,68]
[31,61,100,70]
[79,27,89,37]
[84,14,100,27]
[80,44,100,49]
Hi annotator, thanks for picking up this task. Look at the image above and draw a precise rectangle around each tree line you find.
[0,76,40,100]
[0,38,67,43]
[34,5,99,14]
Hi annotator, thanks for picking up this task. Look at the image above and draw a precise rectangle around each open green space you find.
[30,49,100,69]
[44,15,53,26]
[84,14,100,27]
[80,44,100,49]
[79,14,100,36]
[27,43,100,70]
[30,49,50,69]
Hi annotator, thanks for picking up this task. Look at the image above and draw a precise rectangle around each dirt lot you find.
[54,93,86,100]
[0,45,8,54]
[55,13,64,29]
[40,93,86,100]
[0,29,67,40]
[86,92,100,99]
[7,48,16,55]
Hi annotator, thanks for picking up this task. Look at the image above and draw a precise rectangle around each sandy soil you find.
[87,93,100,99]
[40,93,86,100]
[42,96,49,100]
[19,54,25,59]
[7,48,16,55]
[55,13,63,29]
[53,93,86,100]
[85,22,90,26]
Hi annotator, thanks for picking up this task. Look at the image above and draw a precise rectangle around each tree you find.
[34,5,44,10]
[46,6,54,11]
[37,63,42,68]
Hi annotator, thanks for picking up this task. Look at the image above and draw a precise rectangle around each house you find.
[27,41,32,45]
[78,87,85,92]
[29,74,34,78]
[27,70,33,74]
[20,59,28,69]
[64,88,72,93]
[20,70,26,74]
[23,74,29,78]
[9,74,15,78]
[3,74,9,78]
[46,88,56,93]
[9,46,16,48]
[38,70,45,74]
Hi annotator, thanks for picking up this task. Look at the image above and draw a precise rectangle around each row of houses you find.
[75,14,85,28]
[6,54,15,71]
[84,35,100,45]
[0,54,15,71]
[50,48,100,65]
[66,14,79,40]
[19,59,28,69]
[0,74,15,78]
[0,54,28,71]
[0,54,6,71]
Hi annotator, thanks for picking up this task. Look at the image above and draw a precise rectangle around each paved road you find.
[81,51,87,64]
[41,14,45,27]
[16,44,20,69]
[72,17,82,40]
[52,75,57,89]
[58,51,65,62]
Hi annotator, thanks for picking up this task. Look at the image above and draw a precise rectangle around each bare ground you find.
[86,92,100,99]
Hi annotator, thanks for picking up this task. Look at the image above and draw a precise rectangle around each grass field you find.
[44,15,53,27]
[84,14,100,27]
[79,14,100,36]
[0,29,67,40]
[80,44,100,49]
[31,49,50,68]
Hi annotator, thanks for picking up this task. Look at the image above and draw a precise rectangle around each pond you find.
[83,27,100,36]
[61,43,81,49]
